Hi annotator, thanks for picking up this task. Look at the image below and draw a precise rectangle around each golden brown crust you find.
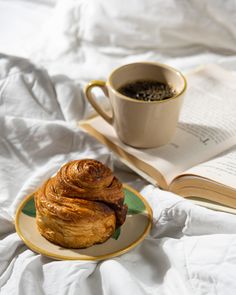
[35,159,127,248]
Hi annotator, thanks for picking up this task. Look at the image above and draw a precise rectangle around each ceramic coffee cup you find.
[85,61,187,148]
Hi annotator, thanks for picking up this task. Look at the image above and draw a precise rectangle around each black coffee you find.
[118,80,176,101]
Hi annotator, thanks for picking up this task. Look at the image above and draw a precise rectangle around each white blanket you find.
[30,0,236,80]
[1,0,236,294]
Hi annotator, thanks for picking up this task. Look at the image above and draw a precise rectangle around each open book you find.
[80,65,236,212]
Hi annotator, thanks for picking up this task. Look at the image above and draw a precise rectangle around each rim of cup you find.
[107,61,187,104]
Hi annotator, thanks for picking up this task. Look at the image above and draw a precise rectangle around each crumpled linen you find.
[1,54,236,295]
[30,0,236,80]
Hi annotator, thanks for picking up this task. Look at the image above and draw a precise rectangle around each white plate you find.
[15,184,153,260]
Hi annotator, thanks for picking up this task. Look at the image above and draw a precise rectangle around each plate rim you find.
[15,184,153,261]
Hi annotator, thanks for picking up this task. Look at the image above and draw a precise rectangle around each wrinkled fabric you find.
[1,54,236,295]
[30,0,236,80]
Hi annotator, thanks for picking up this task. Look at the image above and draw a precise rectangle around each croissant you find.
[35,159,127,249]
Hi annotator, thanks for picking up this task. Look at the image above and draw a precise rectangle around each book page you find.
[179,146,236,189]
[84,65,236,185]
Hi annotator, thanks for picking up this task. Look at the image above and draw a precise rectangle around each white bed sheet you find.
[0,0,56,57]
[1,1,236,294]
[28,0,236,80]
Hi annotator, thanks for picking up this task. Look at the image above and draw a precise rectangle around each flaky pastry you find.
[34,159,127,248]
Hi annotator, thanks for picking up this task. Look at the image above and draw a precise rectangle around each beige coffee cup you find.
[85,61,187,148]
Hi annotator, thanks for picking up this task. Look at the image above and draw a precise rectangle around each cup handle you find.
[85,80,113,125]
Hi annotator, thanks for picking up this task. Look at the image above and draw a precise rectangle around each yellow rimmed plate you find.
[15,184,153,261]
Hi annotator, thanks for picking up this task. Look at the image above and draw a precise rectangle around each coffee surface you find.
[118,80,176,101]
